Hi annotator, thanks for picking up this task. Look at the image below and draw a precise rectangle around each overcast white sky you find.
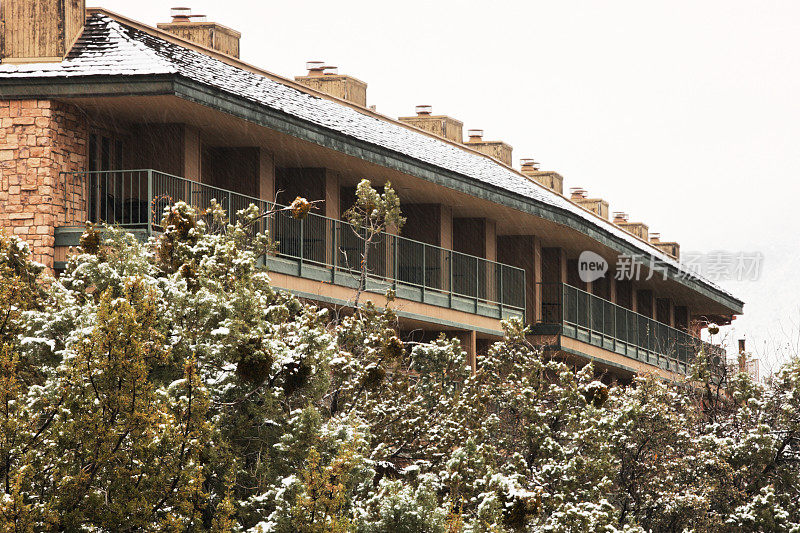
[98,0,800,365]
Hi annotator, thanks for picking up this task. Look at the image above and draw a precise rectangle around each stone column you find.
[0,99,88,271]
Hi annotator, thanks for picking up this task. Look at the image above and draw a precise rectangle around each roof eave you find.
[0,72,741,314]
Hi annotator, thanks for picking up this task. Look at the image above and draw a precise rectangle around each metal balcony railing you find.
[535,282,726,375]
[59,169,526,320]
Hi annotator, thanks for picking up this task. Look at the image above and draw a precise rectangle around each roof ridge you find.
[95,15,177,74]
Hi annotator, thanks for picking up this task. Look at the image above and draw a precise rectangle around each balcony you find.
[57,170,526,322]
[532,283,726,375]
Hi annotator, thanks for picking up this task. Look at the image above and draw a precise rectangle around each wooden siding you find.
[575,198,610,219]
[616,221,649,241]
[397,115,464,144]
[521,170,564,195]
[465,140,513,167]
[1,0,85,61]
[294,75,367,107]
[157,22,241,58]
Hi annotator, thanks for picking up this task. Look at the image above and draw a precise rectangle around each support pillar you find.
[258,149,275,203]
[182,125,201,182]
[461,330,477,373]
[497,235,540,324]
[324,171,340,220]
[533,236,542,323]
[324,171,340,266]
[636,289,655,318]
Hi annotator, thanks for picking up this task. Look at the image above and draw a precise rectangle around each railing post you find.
[422,244,426,301]
[475,258,479,314]
[499,265,504,319]
[585,291,590,336]
[331,219,337,282]
[612,301,617,352]
[299,217,304,275]
[448,251,453,309]
[393,236,398,291]
[147,170,153,235]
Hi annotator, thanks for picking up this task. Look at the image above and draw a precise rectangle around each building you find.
[0,2,743,381]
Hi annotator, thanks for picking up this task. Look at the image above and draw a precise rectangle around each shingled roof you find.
[0,12,742,309]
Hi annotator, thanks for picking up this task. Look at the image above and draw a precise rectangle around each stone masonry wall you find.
[0,99,88,270]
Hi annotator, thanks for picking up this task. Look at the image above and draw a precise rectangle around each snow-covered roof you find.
[0,13,741,309]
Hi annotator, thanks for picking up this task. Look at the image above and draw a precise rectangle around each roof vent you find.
[520,158,540,170]
[519,158,563,194]
[465,129,513,166]
[168,7,207,22]
[570,188,609,219]
[649,233,680,259]
[399,106,463,142]
[170,7,193,22]
[305,60,326,76]
[570,187,587,200]
[158,7,241,58]
[613,213,649,241]
[295,61,368,106]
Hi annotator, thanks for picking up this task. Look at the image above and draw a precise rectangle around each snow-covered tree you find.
[1,185,799,531]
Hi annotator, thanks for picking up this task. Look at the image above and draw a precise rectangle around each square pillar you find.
[324,171,339,220]
[455,330,477,373]
[0,99,88,271]
[484,220,497,262]
[397,203,450,290]
[440,205,453,250]
[258,148,275,204]
[656,297,673,326]
[636,289,655,318]
[497,235,540,324]
[183,125,201,182]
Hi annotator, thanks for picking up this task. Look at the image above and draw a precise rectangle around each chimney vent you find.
[295,62,368,106]
[613,213,649,241]
[399,106,463,142]
[158,7,241,58]
[570,188,609,219]
[649,234,680,259]
[170,7,192,21]
[520,158,563,194]
[570,187,587,200]
[520,158,540,170]
[465,129,513,166]
[306,60,325,76]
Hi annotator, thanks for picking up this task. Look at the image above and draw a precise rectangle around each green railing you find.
[60,169,526,320]
[535,282,725,375]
